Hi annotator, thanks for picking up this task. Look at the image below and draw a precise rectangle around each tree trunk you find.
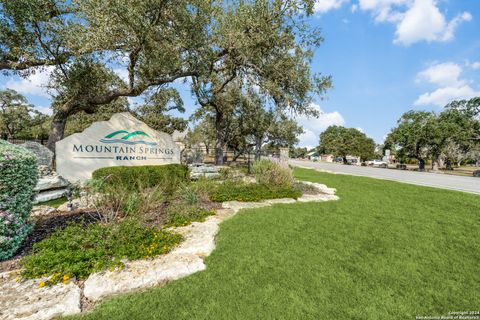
[431,155,442,171]
[254,136,262,161]
[232,149,243,162]
[446,159,453,170]
[214,111,226,165]
[46,114,68,152]
[418,158,425,171]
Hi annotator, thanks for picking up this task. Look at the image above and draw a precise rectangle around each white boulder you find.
[0,272,81,320]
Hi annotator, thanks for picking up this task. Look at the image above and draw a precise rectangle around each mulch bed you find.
[0,210,100,273]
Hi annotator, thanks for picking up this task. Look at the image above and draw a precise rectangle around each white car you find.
[367,159,388,168]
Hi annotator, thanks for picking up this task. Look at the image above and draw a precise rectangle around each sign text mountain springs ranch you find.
[56,113,181,181]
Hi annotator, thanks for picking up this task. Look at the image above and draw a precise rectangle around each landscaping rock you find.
[189,163,220,180]
[35,176,69,192]
[21,142,53,169]
[0,271,81,320]
[34,188,69,204]
[263,198,297,205]
[83,253,205,302]
[57,193,97,212]
[297,193,339,202]
[222,201,271,213]
[37,165,54,177]
[172,217,221,257]
[299,181,337,195]
[30,205,57,217]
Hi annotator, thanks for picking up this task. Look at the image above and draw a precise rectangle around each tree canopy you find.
[319,126,375,162]
[0,89,47,139]
[386,98,480,169]
[1,0,328,155]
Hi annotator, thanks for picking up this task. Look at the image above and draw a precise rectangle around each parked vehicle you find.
[366,159,388,168]
[346,158,358,165]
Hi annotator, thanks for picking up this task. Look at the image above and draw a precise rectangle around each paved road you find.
[290,159,480,195]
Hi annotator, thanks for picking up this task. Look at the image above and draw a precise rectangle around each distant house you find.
[320,154,334,162]
[307,151,319,160]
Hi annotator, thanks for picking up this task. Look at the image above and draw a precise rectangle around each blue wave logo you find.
[100,130,157,146]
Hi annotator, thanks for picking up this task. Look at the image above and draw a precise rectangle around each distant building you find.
[320,154,334,162]
[307,151,319,160]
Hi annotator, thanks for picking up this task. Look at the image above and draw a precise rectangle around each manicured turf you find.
[68,168,480,320]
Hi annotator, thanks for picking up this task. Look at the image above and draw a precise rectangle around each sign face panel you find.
[385,149,391,157]
[56,113,180,182]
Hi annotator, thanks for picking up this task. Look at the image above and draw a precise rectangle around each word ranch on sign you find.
[116,156,147,161]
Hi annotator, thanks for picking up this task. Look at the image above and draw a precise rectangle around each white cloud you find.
[358,0,409,22]
[414,62,480,107]
[414,85,480,107]
[356,127,364,133]
[358,0,472,45]
[35,105,52,115]
[351,4,358,12]
[415,62,463,87]
[471,62,480,70]
[3,67,54,97]
[296,103,345,148]
[394,1,471,45]
[314,0,349,13]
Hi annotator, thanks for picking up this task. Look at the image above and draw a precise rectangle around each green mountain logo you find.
[100,130,157,146]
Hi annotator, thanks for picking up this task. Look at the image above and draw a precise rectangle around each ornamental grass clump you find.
[0,140,38,260]
[252,159,295,188]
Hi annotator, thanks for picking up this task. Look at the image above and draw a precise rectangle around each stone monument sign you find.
[56,112,180,182]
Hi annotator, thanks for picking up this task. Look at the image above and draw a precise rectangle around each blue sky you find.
[1,0,479,149]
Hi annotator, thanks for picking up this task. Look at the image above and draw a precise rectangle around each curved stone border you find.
[0,182,338,320]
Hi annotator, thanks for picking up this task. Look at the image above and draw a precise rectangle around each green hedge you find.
[209,182,302,202]
[92,164,189,194]
[0,140,38,260]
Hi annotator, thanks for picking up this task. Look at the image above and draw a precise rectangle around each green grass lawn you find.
[68,168,480,320]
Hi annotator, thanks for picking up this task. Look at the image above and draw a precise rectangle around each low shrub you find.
[86,179,167,223]
[177,183,200,206]
[0,140,38,260]
[252,159,295,188]
[209,181,302,202]
[92,164,189,195]
[164,204,215,227]
[218,167,233,180]
[20,219,182,283]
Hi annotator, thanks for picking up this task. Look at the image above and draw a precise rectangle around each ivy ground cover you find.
[68,168,480,320]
